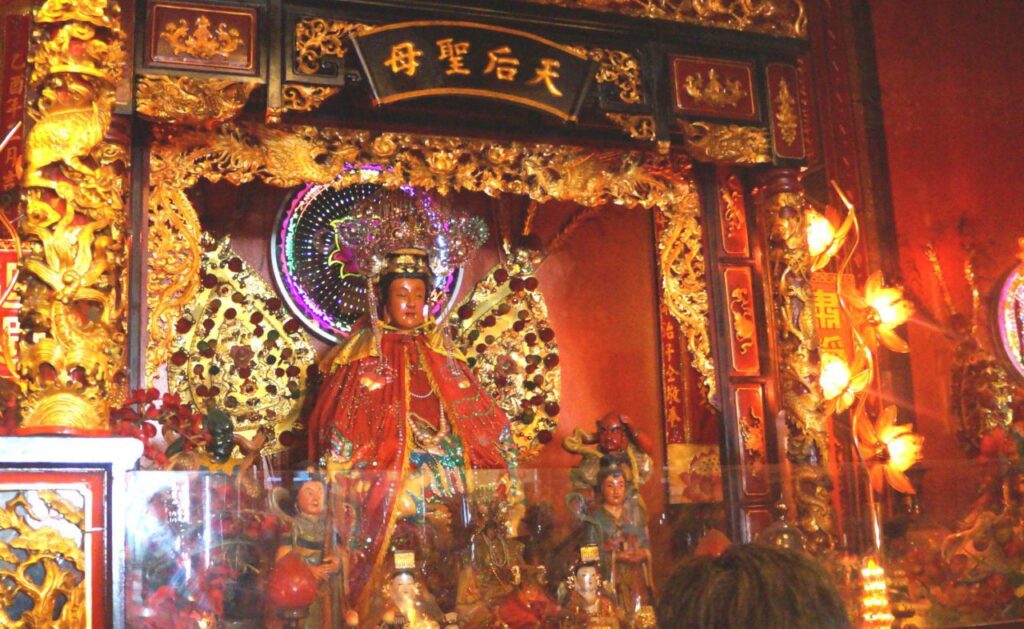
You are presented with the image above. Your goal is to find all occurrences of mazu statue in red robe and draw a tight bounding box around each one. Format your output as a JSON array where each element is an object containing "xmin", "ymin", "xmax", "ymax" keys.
[{"xmin": 306, "ymin": 187, "xmax": 517, "ymax": 617}]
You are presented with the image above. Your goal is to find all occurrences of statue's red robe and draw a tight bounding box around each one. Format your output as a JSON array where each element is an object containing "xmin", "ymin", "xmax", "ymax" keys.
[{"xmin": 307, "ymin": 321, "xmax": 512, "ymax": 611}]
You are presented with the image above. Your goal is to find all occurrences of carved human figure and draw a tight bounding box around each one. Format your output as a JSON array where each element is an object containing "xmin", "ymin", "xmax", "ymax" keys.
[
  {"xmin": 563, "ymin": 412, "xmax": 653, "ymax": 504},
  {"xmin": 365, "ymin": 554, "xmax": 453, "ymax": 629},
  {"xmin": 559, "ymin": 562, "xmax": 622, "ymax": 629},
  {"xmin": 307, "ymin": 248, "xmax": 514, "ymax": 614},
  {"xmin": 582, "ymin": 465, "xmax": 654, "ymax": 625},
  {"xmin": 273, "ymin": 476, "xmax": 344, "ymax": 628}
]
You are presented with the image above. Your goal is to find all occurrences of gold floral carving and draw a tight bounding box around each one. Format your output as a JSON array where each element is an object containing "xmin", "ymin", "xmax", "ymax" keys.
[
  {"xmin": 774, "ymin": 78, "xmax": 798, "ymax": 146},
  {"xmin": 160, "ymin": 14, "xmax": 243, "ymax": 60},
  {"xmin": 167, "ymin": 235, "xmax": 315, "ymax": 456},
  {"xmin": 0, "ymin": 487, "xmax": 89, "ymax": 625},
  {"xmin": 729, "ymin": 287, "xmax": 755, "ymax": 354},
  {"xmin": 721, "ymin": 174, "xmax": 746, "ymax": 241},
  {"xmin": 680, "ymin": 121, "xmax": 770, "ymax": 164},
  {"xmin": 147, "ymin": 123, "xmax": 715, "ymax": 402},
  {"xmin": 738, "ymin": 404, "xmax": 765, "ymax": 476},
  {"xmin": 758, "ymin": 173, "xmax": 833, "ymax": 549},
  {"xmin": 605, "ymin": 113, "xmax": 656, "ymax": 141},
  {"xmin": 657, "ymin": 179, "xmax": 717, "ymax": 400},
  {"xmin": 684, "ymin": 69, "xmax": 747, "ymax": 108},
  {"xmin": 136, "ymin": 76, "xmax": 257, "ymax": 126},
  {"xmin": 294, "ymin": 18, "xmax": 371, "ymax": 75},
  {"xmin": 589, "ymin": 48, "xmax": 643, "ymax": 105},
  {"xmin": 525, "ymin": 0, "xmax": 806, "ymax": 38},
  {"xmin": 267, "ymin": 84, "xmax": 342, "ymax": 122},
  {"xmin": 18, "ymin": 0, "xmax": 129, "ymax": 431}
]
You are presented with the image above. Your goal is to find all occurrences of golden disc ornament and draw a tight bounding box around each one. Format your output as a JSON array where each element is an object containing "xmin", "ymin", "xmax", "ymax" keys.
[
  {"xmin": 450, "ymin": 250, "xmax": 560, "ymax": 460},
  {"xmin": 167, "ymin": 235, "xmax": 316, "ymax": 457}
]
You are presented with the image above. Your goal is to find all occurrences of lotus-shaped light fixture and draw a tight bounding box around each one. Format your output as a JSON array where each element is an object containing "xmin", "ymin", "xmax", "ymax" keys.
[
  {"xmin": 820, "ymin": 352, "xmax": 872, "ymax": 415},
  {"xmin": 806, "ymin": 205, "xmax": 855, "ymax": 272},
  {"xmin": 856, "ymin": 405, "xmax": 923, "ymax": 494},
  {"xmin": 845, "ymin": 271, "xmax": 914, "ymax": 353}
]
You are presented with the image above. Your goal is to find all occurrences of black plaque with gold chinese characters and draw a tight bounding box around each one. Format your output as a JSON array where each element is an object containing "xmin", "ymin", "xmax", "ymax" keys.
[{"xmin": 350, "ymin": 21, "xmax": 597, "ymax": 121}]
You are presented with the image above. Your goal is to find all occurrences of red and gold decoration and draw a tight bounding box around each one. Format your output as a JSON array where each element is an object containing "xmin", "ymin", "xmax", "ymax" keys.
[
  {"xmin": 16, "ymin": 0, "xmax": 129, "ymax": 433},
  {"xmin": 672, "ymin": 56, "xmax": 757, "ymax": 121},
  {"xmin": 147, "ymin": 2, "xmax": 257, "ymax": 74},
  {"xmin": 166, "ymin": 235, "xmax": 315, "ymax": 457},
  {"xmin": 766, "ymin": 63, "xmax": 805, "ymax": 160},
  {"xmin": 451, "ymin": 250, "xmax": 560, "ymax": 459},
  {"xmin": 0, "ymin": 472, "xmax": 107, "ymax": 626}
]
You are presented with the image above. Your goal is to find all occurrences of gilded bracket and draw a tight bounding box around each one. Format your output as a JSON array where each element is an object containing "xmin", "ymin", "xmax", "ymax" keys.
[
  {"xmin": 680, "ymin": 121, "xmax": 771, "ymax": 164},
  {"xmin": 136, "ymin": 75, "xmax": 258, "ymax": 127}
]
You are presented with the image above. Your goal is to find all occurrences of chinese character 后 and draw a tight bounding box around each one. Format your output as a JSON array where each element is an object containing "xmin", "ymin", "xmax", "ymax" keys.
[
  {"xmin": 527, "ymin": 58, "xmax": 563, "ymax": 97},
  {"xmin": 484, "ymin": 46, "xmax": 519, "ymax": 81},
  {"xmin": 813, "ymin": 289, "xmax": 842, "ymax": 330},
  {"xmin": 436, "ymin": 38, "xmax": 470, "ymax": 76},
  {"xmin": 384, "ymin": 42, "xmax": 423, "ymax": 77}
]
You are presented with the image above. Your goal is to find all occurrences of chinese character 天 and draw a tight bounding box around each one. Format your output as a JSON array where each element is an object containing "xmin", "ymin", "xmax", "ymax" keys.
[{"xmin": 527, "ymin": 58, "xmax": 563, "ymax": 97}]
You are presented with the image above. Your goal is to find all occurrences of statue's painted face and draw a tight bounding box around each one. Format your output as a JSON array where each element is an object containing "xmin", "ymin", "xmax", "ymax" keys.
[
  {"xmin": 391, "ymin": 573, "xmax": 418, "ymax": 605},
  {"xmin": 384, "ymin": 278, "xmax": 427, "ymax": 329},
  {"xmin": 600, "ymin": 472, "xmax": 626, "ymax": 507},
  {"xmin": 296, "ymin": 480, "xmax": 325, "ymax": 517},
  {"xmin": 576, "ymin": 565, "xmax": 600, "ymax": 604},
  {"xmin": 597, "ymin": 414, "xmax": 627, "ymax": 453}
]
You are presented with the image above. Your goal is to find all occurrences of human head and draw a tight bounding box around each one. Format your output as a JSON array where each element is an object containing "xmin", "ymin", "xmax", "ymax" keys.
[
  {"xmin": 574, "ymin": 564, "xmax": 601, "ymax": 604},
  {"xmin": 296, "ymin": 479, "xmax": 325, "ymax": 517},
  {"xmin": 597, "ymin": 412, "xmax": 628, "ymax": 454},
  {"xmin": 597, "ymin": 463, "xmax": 627, "ymax": 507},
  {"xmin": 656, "ymin": 543, "xmax": 852, "ymax": 629}
]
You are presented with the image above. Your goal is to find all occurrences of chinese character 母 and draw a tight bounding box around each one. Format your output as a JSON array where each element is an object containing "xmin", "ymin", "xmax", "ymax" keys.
[{"xmin": 384, "ymin": 42, "xmax": 423, "ymax": 77}]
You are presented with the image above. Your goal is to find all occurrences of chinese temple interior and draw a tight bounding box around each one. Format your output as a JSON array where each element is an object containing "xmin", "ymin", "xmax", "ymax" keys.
[{"xmin": 1, "ymin": 0, "xmax": 1023, "ymax": 627}]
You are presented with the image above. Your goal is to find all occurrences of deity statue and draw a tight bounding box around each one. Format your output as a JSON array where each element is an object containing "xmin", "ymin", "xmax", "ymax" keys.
[
  {"xmin": 270, "ymin": 471, "xmax": 346, "ymax": 628},
  {"xmin": 558, "ymin": 547, "xmax": 623, "ymax": 629},
  {"xmin": 306, "ymin": 187, "xmax": 516, "ymax": 614},
  {"xmin": 562, "ymin": 412, "xmax": 653, "ymax": 504},
  {"xmin": 495, "ymin": 557, "xmax": 559, "ymax": 628},
  {"xmin": 364, "ymin": 552, "xmax": 454, "ymax": 629},
  {"xmin": 581, "ymin": 463, "xmax": 655, "ymax": 627}
]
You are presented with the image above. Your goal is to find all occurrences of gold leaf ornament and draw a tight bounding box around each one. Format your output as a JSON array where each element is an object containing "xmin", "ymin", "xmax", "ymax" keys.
[{"xmin": 166, "ymin": 235, "xmax": 316, "ymax": 457}]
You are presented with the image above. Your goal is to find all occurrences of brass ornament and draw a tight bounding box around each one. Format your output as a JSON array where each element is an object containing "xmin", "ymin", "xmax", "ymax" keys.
[
  {"xmin": 525, "ymin": 0, "xmax": 806, "ymax": 38},
  {"xmin": 684, "ymin": 69, "xmax": 747, "ymax": 108},
  {"xmin": 17, "ymin": 0, "xmax": 129, "ymax": 432},
  {"xmin": 657, "ymin": 176, "xmax": 717, "ymax": 400},
  {"xmin": 0, "ymin": 487, "xmax": 89, "ymax": 625},
  {"xmin": 146, "ymin": 122, "xmax": 715, "ymax": 405},
  {"xmin": 774, "ymin": 78, "xmax": 798, "ymax": 146},
  {"xmin": 160, "ymin": 14, "xmax": 244, "ymax": 60},
  {"xmin": 605, "ymin": 113, "xmax": 656, "ymax": 142},
  {"xmin": 166, "ymin": 235, "xmax": 315, "ymax": 457},
  {"xmin": 758, "ymin": 176, "xmax": 833, "ymax": 548},
  {"xmin": 680, "ymin": 121, "xmax": 770, "ymax": 164},
  {"xmin": 136, "ymin": 75, "xmax": 257, "ymax": 127},
  {"xmin": 294, "ymin": 18, "xmax": 371, "ymax": 76}
]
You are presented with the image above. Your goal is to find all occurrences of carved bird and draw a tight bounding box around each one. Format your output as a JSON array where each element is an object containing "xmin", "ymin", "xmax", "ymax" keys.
[{"xmin": 24, "ymin": 86, "xmax": 113, "ymax": 187}]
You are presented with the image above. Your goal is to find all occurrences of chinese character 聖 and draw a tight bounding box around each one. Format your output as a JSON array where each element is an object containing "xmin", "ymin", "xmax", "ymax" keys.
[
  {"xmin": 527, "ymin": 58, "xmax": 563, "ymax": 97},
  {"xmin": 484, "ymin": 46, "xmax": 519, "ymax": 81},
  {"xmin": 384, "ymin": 42, "xmax": 423, "ymax": 77},
  {"xmin": 436, "ymin": 38, "xmax": 470, "ymax": 76}
]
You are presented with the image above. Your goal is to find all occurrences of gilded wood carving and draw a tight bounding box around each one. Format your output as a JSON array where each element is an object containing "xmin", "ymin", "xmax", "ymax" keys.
[
  {"xmin": 17, "ymin": 0, "xmax": 129, "ymax": 432},
  {"xmin": 146, "ymin": 123, "xmax": 716, "ymax": 405}
]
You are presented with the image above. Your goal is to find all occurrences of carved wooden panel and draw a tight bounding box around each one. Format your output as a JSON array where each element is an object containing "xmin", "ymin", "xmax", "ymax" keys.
[
  {"xmin": 734, "ymin": 384, "xmax": 769, "ymax": 496},
  {"xmin": 147, "ymin": 2, "xmax": 258, "ymax": 74},
  {"xmin": 766, "ymin": 62, "xmax": 805, "ymax": 159},
  {"xmin": 672, "ymin": 55, "xmax": 758, "ymax": 122},
  {"xmin": 718, "ymin": 171, "xmax": 750, "ymax": 257},
  {"xmin": 723, "ymin": 266, "xmax": 760, "ymax": 375}
]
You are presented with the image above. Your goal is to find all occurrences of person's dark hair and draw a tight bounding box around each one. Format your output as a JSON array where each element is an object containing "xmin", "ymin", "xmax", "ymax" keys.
[
  {"xmin": 596, "ymin": 457, "xmax": 626, "ymax": 490},
  {"xmin": 378, "ymin": 272, "xmax": 431, "ymax": 309},
  {"xmin": 656, "ymin": 543, "xmax": 851, "ymax": 629}
]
